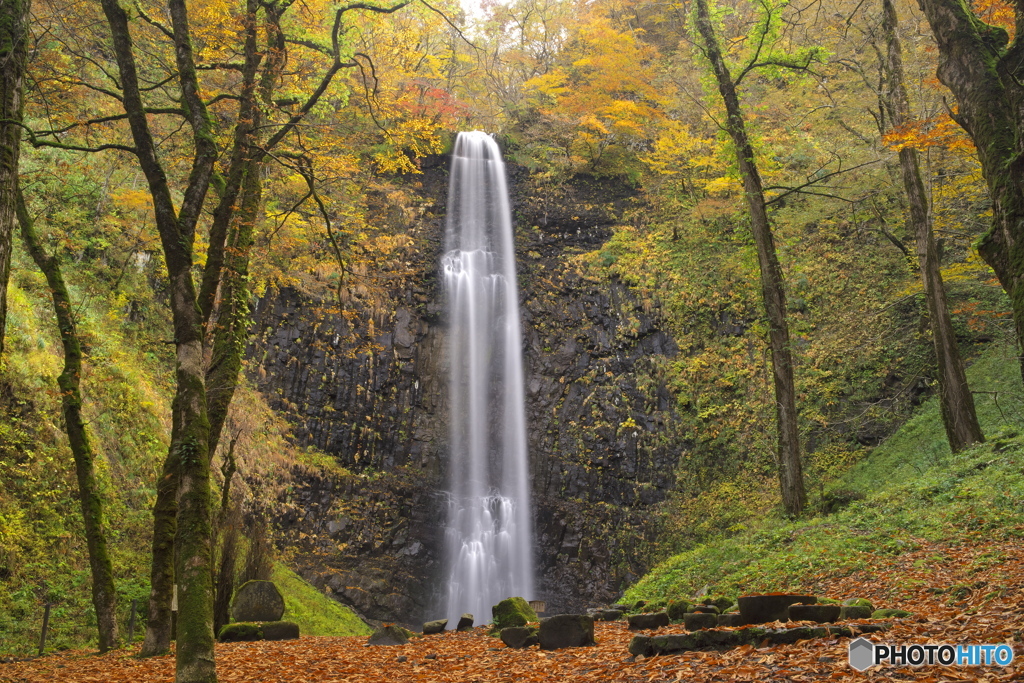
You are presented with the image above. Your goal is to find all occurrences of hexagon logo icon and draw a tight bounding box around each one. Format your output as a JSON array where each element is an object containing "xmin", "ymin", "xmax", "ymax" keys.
[{"xmin": 849, "ymin": 637, "xmax": 875, "ymax": 671}]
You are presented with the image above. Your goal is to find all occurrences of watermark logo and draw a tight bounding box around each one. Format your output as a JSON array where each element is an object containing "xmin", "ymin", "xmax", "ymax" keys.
[{"xmin": 849, "ymin": 637, "xmax": 1016, "ymax": 671}]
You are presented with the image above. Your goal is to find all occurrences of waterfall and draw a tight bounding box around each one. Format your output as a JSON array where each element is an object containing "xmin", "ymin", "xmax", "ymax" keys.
[{"xmin": 442, "ymin": 131, "xmax": 534, "ymax": 626}]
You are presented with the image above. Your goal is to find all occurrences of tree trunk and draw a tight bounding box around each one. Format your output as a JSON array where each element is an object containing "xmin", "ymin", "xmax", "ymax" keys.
[
  {"xmin": 879, "ymin": 0, "xmax": 984, "ymax": 451},
  {"xmin": 140, "ymin": 451, "xmax": 177, "ymax": 656},
  {"xmin": 17, "ymin": 187, "xmax": 119, "ymax": 652},
  {"xmin": 914, "ymin": 0, "xmax": 1024, "ymax": 381},
  {"xmin": 97, "ymin": 0, "xmax": 217, "ymax": 679},
  {"xmin": 0, "ymin": 0, "xmax": 29, "ymax": 357},
  {"xmin": 693, "ymin": 0, "xmax": 806, "ymax": 515}
]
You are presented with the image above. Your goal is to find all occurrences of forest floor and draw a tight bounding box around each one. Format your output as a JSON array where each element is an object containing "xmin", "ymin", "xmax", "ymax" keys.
[{"xmin": 2, "ymin": 535, "xmax": 1022, "ymax": 682}]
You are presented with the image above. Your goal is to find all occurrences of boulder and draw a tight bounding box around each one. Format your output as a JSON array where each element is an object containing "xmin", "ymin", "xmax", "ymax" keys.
[
  {"xmin": 423, "ymin": 619, "xmax": 447, "ymax": 634},
  {"xmin": 788, "ymin": 605, "xmax": 841, "ymax": 623},
  {"xmin": 457, "ymin": 613, "xmax": 474, "ymax": 631},
  {"xmin": 628, "ymin": 611, "xmax": 670, "ymax": 630},
  {"xmin": 368, "ymin": 625, "xmax": 412, "ymax": 646},
  {"xmin": 261, "ymin": 621, "xmax": 300, "ymax": 641},
  {"xmin": 683, "ymin": 612, "xmax": 718, "ymax": 630},
  {"xmin": 500, "ymin": 626, "xmax": 539, "ymax": 649},
  {"xmin": 492, "ymin": 597, "xmax": 537, "ymax": 630},
  {"xmin": 218, "ymin": 622, "xmax": 262, "ymax": 643},
  {"xmin": 692, "ymin": 605, "xmax": 720, "ymax": 614},
  {"xmin": 231, "ymin": 580, "xmax": 286, "ymax": 623},
  {"xmin": 538, "ymin": 614, "xmax": 596, "ymax": 650},
  {"xmin": 840, "ymin": 605, "xmax": 872, "ymax": 620}
]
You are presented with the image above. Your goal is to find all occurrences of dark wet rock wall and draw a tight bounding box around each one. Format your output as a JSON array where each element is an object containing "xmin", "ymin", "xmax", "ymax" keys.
[{"xmin": 253, "ymin": 162, "xmax": 682, "ymax": 622}]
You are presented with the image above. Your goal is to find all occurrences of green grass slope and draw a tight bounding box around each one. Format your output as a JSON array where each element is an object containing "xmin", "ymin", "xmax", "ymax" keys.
[
  {"xmin": 623, "ymin": 342, "xmax": 1024, "ymax": 605},
  {"xmin": 272, "ymin": 564, "xmax": 372, "ymax": 637}
]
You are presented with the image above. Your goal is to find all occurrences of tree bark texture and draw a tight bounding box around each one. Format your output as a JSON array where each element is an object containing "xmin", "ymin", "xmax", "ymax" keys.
[
  {"xmin": 879, "ymin": 0, "xmax": 984, "ymax": 451},
  {"xmin": 915, "ymin": 0, "xmax": 1024, "ymax": 381},
  {"xmin": 694, "ymin": 0, "xmax": 806, "ymax": 515},
  {"xmin": 17, "ymin": 188, "xmax": 120, "ymax": 652},
  {"xmin": 0, "ymin": 0, "xmax": 28, "ymax": 357}
]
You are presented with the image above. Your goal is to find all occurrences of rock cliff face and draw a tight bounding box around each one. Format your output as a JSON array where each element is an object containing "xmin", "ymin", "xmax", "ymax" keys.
[{"xmin": 252, "ymin": 159, "xmax": 682, "ymax": 623}]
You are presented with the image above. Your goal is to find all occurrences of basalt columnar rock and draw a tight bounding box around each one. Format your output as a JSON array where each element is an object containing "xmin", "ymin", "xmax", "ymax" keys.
[
  {"xmin": 231, "ymin": 581, "xmax": 286, "ymax": 623},
  {"xmin": 256, "ymin": 163, "xmax": 682, "ymax": 623}
]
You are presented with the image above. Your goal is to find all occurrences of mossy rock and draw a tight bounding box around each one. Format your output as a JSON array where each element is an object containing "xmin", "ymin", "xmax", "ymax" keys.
[
  {"xmin": 871, "ymin": 609, "xmax": 912, "ymax": 619},
  {"xmin": 218, "ymin": 622, "xmax": 262, "ymax": 643},
  {"xmin": 840, "ymin": 605, "xmax": 873, "ymax": 620},
  {"xmin": 368, "ymin": 624, "xmax": 413, "ymax": 646},
  {"xmin": 708, "ymin": 596, "xmax": 735, "ymax": 613},
  {"xmin": 261, "ymin": 621, "xmax": 300, "ymax": 641},
  {"xmin": 492, "ymin": 597, "xmax": 537, "ymax": 631},
  {"xmin": 666, "ymin": 600, "xmax": 692, "ymax": 621},
  {"xmin": 842, "ymin": 598, "xmax": 874, "ymax": 610}
]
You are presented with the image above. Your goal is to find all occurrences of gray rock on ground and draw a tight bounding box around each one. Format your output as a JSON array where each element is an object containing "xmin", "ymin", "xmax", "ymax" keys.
[
  {"xmin": 368, "ymin": 625, "xmax": 411, "ymax": 646},
  {"xmin": 423, "ymin": 619, "xmax": 447, "ymax": 634},
  {"xmin": 627, "ymin": 612, "xmax": 670, "ymax": 630},
  {"xmin": 538, "ymin": 614, "xmax": 595, "ymax": 650},
  {"xmin": 457, "ymin": 613, "xmax": 474, "ymax": 631},
  {"xmin": 231, "ymin": 580, "xmax": 286, "ymax": 623},
  {"xmin": 500, "ymin": 626, "xmax": 539, "ymax": 648},
  {"xmin": 683, "ymin": 612, "xmax": 718, "ymax": 630}
]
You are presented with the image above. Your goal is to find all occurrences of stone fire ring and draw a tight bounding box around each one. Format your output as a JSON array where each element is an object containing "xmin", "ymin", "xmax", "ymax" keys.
[{"xmin": 737, "ymin": 594, "xmax": 816, "ymax": 624}]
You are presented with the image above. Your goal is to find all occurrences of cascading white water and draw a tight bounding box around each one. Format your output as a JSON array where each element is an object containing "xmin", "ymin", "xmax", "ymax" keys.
[{"xmin": 442, "ymin": 131, "xmax": 534, "ymax": 626}]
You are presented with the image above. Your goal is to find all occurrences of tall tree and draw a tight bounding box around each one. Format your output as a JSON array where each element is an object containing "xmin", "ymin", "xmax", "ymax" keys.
[
  {"xmin": 17, "ymin": 186, "xmax": 119, "ymax": 652},
  {"xmin": 877, "ymin": 0, "xmax": 984, "ymax": 451},
  {"xmin": 86, "ymin": 0, "xmax": 417, "ymax": 676},
  {"xmin": 0, "ymin": 0, "xmax": 29, "ymax": 356},
  {"xmin": 913, "ymin": 0, "xmax": 1024, "ymax": 381},
  {"xmin": 693, "ymin": 0, "xmax": 805, "ymax": 515}
]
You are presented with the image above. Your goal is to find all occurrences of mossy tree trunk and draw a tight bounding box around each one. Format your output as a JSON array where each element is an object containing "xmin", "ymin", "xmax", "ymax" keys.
[
  {"xmin": 93, "ymin": 1, "xmax": 412, "ymax": 677},
  {"xmin": 98, "ymin": 0, "xmax": 217, "ymax": 678},
  {"xmin": 0, "ymin": 0, "xmax": 28, "ymax": 357},
  {"xmin": 693, "ymin": 0, "xmax": 806, "ymax": 515},
  {"xmin": 878, "ymin": 0, "xmax": 984, "ymax": 452},
  {"xmin": 17, "ymin": 187, "xmax": 119, "ymax": 652},
  {"xmin": 915, "ymin": 0, "xmax": 1024, "ymax": 382}
]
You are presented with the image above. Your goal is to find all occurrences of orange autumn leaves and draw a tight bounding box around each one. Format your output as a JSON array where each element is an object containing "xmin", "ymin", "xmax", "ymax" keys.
[{"xmin": 4, "ymin": 535, "xmax": 1024, "ymax": 683}]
